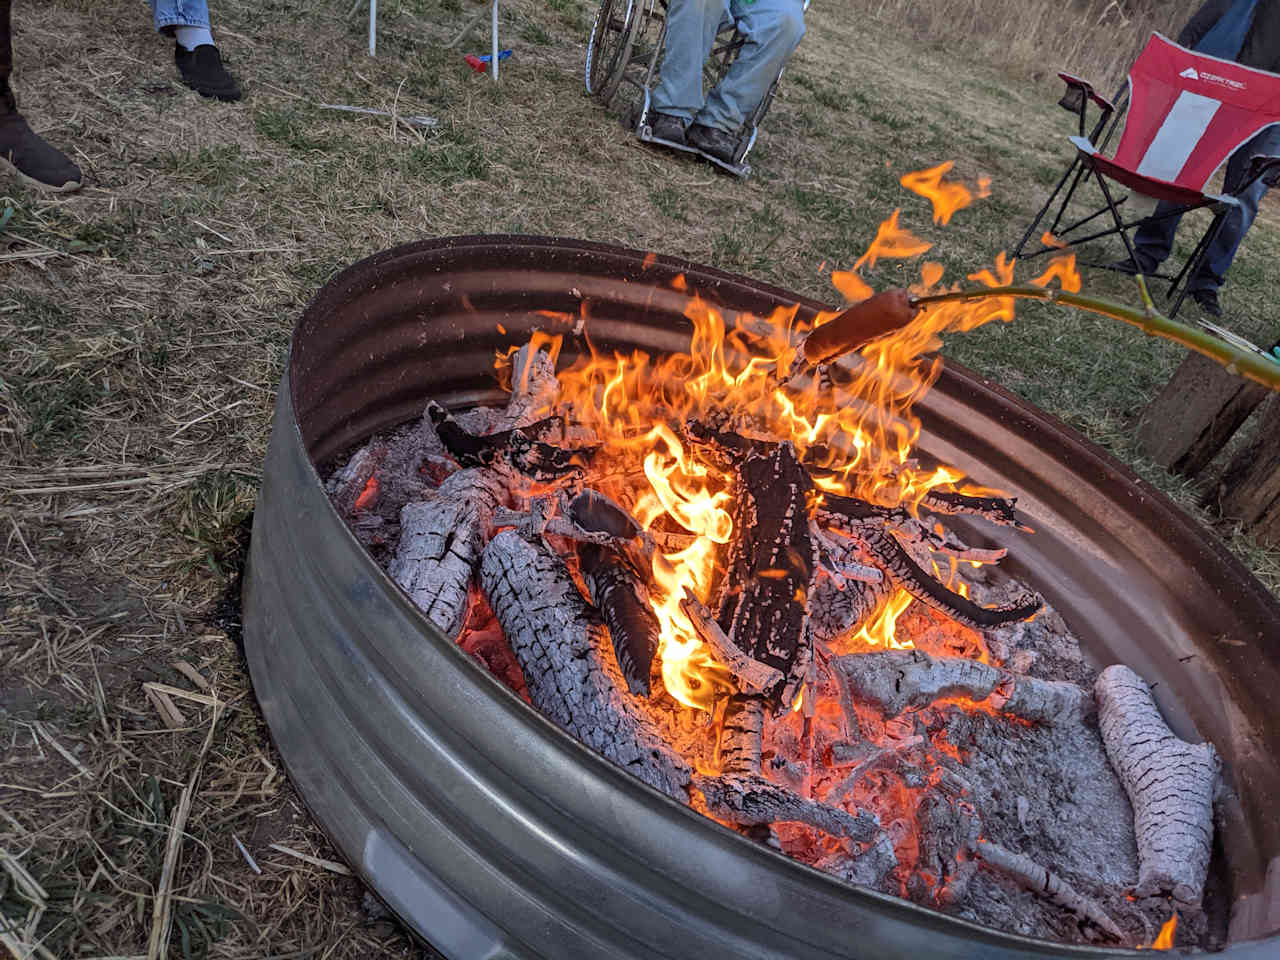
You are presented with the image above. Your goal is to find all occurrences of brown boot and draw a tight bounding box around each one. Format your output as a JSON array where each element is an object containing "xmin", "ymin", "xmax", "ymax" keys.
[{"xmin": 0, "ymin": 84, "xmax": 82, "ymax": 193}]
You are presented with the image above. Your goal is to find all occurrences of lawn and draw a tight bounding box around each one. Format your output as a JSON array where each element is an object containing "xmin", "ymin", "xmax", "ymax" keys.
[{"xmin": 2, "ymin": 0, "xmax": 1277, "ymax": 956}]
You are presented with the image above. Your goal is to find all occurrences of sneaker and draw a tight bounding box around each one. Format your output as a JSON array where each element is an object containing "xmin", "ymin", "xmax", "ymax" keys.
[
  {"xmin": 686, "ymin": 123, "xmax": 739, "ymax": 164},
  {"xmin": 175, "ymin": 44, "xmax": 243, "ymax": 102},
  {"xmin": 1191, "ymin": 288, "xmax": 1222, "ymax": 318},
  {"xmin": 0, "ymin": 111, "xmax": 82, "ymax": 193},
  {"xmin": 648, "ymin": 112, "xmax": 687, "ymax": 144}
]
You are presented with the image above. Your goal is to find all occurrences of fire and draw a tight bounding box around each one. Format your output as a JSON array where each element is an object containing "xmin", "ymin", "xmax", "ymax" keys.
[
  {"xmin": 545, "ymin": 162, "xmax": 1049, "ymax": 711},
  {"xmin": 1143, "ymin": 913, "xmax": 1177, "ymax": 950},
  {"xmin": 852, "ymin": 589, "xmax": 915, "ymax": 649}
]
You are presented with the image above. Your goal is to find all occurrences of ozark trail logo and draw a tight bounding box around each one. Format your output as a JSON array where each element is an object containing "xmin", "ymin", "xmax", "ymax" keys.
[{"xmin": 1180, "ymin": 67, "xmax": 1199, "ymax": 80}]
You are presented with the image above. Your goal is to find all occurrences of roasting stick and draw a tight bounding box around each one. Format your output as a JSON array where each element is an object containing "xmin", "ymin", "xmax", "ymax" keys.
[{"xmin": 801, "ymin": 284, "xmax": 1280, "ymax": 390}]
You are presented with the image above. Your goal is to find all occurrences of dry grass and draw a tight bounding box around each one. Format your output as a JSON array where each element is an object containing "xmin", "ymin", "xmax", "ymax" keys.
[{"xmin": 1, "ymin": 0, "xmax": 1277, "ymax": 957}]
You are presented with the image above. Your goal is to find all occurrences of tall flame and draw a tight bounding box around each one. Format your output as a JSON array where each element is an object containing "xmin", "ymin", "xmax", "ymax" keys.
[{"xmin": 545, "ymin": 163, "xmax": 1052, "ymax": 710}]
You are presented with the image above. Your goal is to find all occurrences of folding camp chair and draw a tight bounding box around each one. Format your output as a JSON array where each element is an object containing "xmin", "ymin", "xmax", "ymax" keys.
[{"xmin": 1014, "ymin": 33, "xmax": 1280, "ymax": 317}]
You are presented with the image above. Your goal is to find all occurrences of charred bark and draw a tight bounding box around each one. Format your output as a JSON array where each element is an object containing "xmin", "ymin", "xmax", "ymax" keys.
[
  {"xmin": 831, "ymin": 650, "xmax": 1088, "ymax": 723},
  {"xmin": 479, "ymin": 529, "xmax": 690, "ymax": 799},
  {"xmin": 389, "ymin": 468, "xmax": 507, "ymax": 641},
  {"xmin": 499, "ymin": 341, "xmax": 560, "ymax": 431},
  {"xmin": 692, "ymin": 428, "xmax": 817, "ymax": 708},
  {"xmin": 1094, "ymin": 665, "xmax": 1219, "ymax": 906},
  {"xmin": 680, "ymin": 592, "xmax": 784, "ymax": 697},
  {"xmin": 919, "ymin": 490, "xmax": 1029, "ymax": 530},
  {"xmin": 427, "ymin": 402, "xmax": 595, "ymax": 483}
]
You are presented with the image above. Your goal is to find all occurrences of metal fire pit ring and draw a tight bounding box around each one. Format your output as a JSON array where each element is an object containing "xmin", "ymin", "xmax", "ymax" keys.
[{"xmin": 244, "ymin": 235, "xmax": 1280, "ymax": 959}]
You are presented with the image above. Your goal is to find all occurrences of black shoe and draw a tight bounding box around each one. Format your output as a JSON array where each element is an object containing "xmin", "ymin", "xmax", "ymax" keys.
[
  {"xmin": 0, "ymin": 111, "xmax": 82, "ymax": 192},
  {"xmin": 1108, "ymin": 254, "xmax": 1158, "ymax": 275},
  {"xmin": 687, "ymin": 123, "xmax": 740, "ymax": 164},
  {"xmin": 175, "ymin": 44, "xmax": 242, "ymax": 102},
  {"xmin": 1191, "ymin": 288, "xmax": 1222, "ymax": 318},
  {"xmin": 648, "ymin": 112, "xmax": 687, "ymax": 144}
]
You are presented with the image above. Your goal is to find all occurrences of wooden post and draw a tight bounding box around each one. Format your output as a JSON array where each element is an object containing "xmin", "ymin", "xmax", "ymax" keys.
[
  {"xmin": 1137, "ymin": 351, "xmax": 1270, "ymax": 477},
  {"xmin": 1210, "ymin": 395, "xmax": 1280, "ymax": 546}
]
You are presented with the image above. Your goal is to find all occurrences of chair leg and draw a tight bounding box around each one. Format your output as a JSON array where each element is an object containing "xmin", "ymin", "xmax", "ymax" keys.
[
  {"xmin": 1014, "ymin": 158, "xmax": 1081, "ymax": 258},
  {"xmin": 1093, "ymin": 170, "xmax": 1142, "ymax": 272}
]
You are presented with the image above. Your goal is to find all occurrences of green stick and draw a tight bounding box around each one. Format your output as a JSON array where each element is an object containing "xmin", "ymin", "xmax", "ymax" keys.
[{"xmin": 912, "ymin": 283, "xmax": 1280, "ymax": 391}]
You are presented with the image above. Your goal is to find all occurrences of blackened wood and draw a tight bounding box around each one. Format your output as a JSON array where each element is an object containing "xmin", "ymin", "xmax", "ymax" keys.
[
  {"xmin": 427, "ymin": 401, "xmax": 595, "ymax": 483},
  {"xmin": 500, "ymin": 341, "xmax": 560, "ymax": 431},
  {"xmin": 809, "ymin": 570, "xmax": 891, "ymax": 644},
  {"xmin": 832, "ymin": 650, "xmax": 1088, "ymax": 723},
  {"xmin": 696, "ymin": 771, "xmax": 883, "ymax": 841},
  {"xmin": 1094, "ymin": 665, "xmax": 1219, "ymax": 906},
  {"xmin": 680, "ymin": 593, "xmax": 784, "ymax": 697},
  {"xmin": 479, "ymin": 529, "xmax": 690, "ymax": 799},
  {"xmin": 389, "ymin": 468, "xmax": 507, "ymax": 641},
  {"xmin": 701, "ymin": 432, "xmax": 817, "ymax": 708},
  {"xmin": 918, "ymin": 490, "xmax": 1028, "ymax": 530},
  {"xmin": 566, "ymin": 489, "xmax": 642, "ymax": 540},
  {"xmin": 1138, "ymin": 350, "xmax": 1270, "ymax": 477},
  {"xmin": 1212, "ymin": 395, "xmax": 1280, "ymax": 546}
]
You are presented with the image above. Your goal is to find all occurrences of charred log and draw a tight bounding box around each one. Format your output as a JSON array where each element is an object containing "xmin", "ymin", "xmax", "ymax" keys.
[
  {"xmin": 389, "ymin": 468, "xmax": 507, "ymax": 640},
  {"xmin": 680, "ymin": 593, "xmax": 784, "ymax": 697},
  {"xmin": 1094, "ymin": 665, "xmax": 1219, "ymax": 906},
  {"xmin": 427, "ymin": 402, "xmax": 596, "ymax": 483},
  {"xmin": 919, "ymin": 490, "xmax": 1030, "ymax": 531},
  {"xmin": 692, "ymin": 429, "xmax": 816, "ymax": 708},
  {"xmin": 831, "ymin": 650, "xmax": 1089, "ymax": 724},
  {"xmin": 500, "ymin": 341, "xmax": 560, "ymax": 430},
  {"xmin": 479, "ymin": 529, "xmax": 690, "ymax": 799}
]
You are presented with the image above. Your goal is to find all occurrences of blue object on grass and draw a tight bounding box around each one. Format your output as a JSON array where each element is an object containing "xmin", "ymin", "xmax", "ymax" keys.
[{"xmin": 478, "ymin": 49, "xmax": 513, "ymax": 63}]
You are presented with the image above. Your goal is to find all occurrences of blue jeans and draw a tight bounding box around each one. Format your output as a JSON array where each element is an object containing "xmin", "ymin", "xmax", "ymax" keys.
[
  {"xmin": 150, "ymin": 0, "xmax": 210, "ymax": 31},
  {"xmin": 1133, "ymin": 124, "xmax": 1280, "ymax": 292},
  {"xmin": 651, "ymin": 0, "xmax": 805, "ymax": 133}
]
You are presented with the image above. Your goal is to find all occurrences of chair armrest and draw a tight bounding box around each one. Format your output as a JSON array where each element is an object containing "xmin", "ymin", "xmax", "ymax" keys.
[{"xmin": 1057, "ymin": 73, "xmax": 1115, "ymax": 114}]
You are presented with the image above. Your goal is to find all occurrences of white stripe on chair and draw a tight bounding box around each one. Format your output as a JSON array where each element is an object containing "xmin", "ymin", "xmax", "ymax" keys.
[{"xmin": 1136, "ymin": 91, "xmax": 1222, "ymax": 182}]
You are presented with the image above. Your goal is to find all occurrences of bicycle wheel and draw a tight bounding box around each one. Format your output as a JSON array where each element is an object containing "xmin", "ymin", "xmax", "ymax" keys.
[{"xmin": 586, "ymin": 0, "xmax": 638, "ymax": 103}]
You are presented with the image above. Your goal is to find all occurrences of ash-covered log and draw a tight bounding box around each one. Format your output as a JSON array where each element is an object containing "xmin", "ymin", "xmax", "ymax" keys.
[
  {"xmin": 973, "ymin": 840, "xmax": 1123, "ymax": 939},
  {"xmin": 832, "ymin": 650, "xmax": 1089, "ymax": 723},
  {"xmin": 479, "ymin": 529, "xmax": 690, "ymax": 799},
  {"xmin": 499, "ymin": 340, "xmax": 560, "ymax": 431},
  {"xmin": 389, "ymin": 468, "xmax": 507, "ymax": 640},
  {"xmin": 1095, "ymin": 665, "xmax": 1219, "ymax": 906}
]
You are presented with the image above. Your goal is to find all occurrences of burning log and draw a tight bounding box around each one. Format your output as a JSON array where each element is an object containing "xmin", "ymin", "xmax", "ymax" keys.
[
  {"xmin": 679, "ymin": 592, "xmax": 783, "ymax": 697},
  {"xmin": 389, "ymin": 468, "xmax": 507, "ymax": 641},
  {"xmin": 499, "ymin": 340, "xmax": 560, "ymax": 430},
  {"xmin": 972, "ymin": 840, "xmax": 1123, "ymax": 940},
  {"xmin": 691, "ymin": 426, "xmax": 817, "ymax": 708},
  {"xmin": 479, "ymin": 528, "xmax": 690, "ymax": 799},
  {"xmin": 1094, "ymin": 665, "xmax": 1219, "ymax": 906},
  {"xmin": 832, "ymin": 650, "xmax": 1089, "ymax": 724},
  {"xmin": 567, "ymin": 491, "xmax": 661, "ymax": 697}
]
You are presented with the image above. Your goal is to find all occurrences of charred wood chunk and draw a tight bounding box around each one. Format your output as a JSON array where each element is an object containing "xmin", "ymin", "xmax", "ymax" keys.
[
  {"xmin": 389, "ymin": 468, "xmax": 507, "ymax": 641},
  {"xmin": 808, "ymin": 569, "xmax": 892, "ymax": 644},
  {"xmin": 427, "ymin": 402, "xmax": 595, "ymax": 483},
  {"xmin": 1094, "ymin": 665, "xmax": 1219, "ymax": 907},
  {"xmin": 856, "ymin": 525, "xmax": 1041, "ymax": 630},
  {"xmin": 919, "ymin": 490, "xmax": 1030, "ymax": 531},
  {"xmin": 832, "ymin": 650, "xmax": 1088, "ymax": 723},
  {"xmin": 479, "ymin": 529, "xmax": 690, "ymax": 799},
  {"xmin": 696, "ymin": 772, "xmax": 882, "ymax": 842},
  {"xmin": 706, "ymin": 435, "xmax": 816, "ymax": 707},
  {"xmin": 500, "ymin": 341, "xmax": 560, "ymax": 431},
  {"xmin": 580, "ymin": 543, "xmax": 659, "ymax": 697},
  {"xmin": 680, "ymin": 593, "xmax": 783, "ymax": 697},
  {"xmin": 566, "ymin": 489, "xmax": 642, "ymax": 541},
  {"xmin": 815, "ymin": 832, "xmax": 899, "ymax": 892}
]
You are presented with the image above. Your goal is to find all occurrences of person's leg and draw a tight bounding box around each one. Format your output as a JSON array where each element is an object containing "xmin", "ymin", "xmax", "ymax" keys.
[
  {"xmin": 151, "ymin": 0, "xmax": 213, "ymax": 49},
  {"xmin": 150, "ymin": 0, "xmax": 241, "ymax": 101},
  {"xmin": 694, "ymin": 0, "xmax": 804, "ymax": 133},
  {"xmin": 650, "ymin": 0, "xmax": 728, "ymax": 124},
  {"xmin": 0, "ymin": 0, "xmax": 82, "ymax": 191},
  {"xmin": 1189, "ymin": 126, "xmax": 1280, "ymax": 294},
  {"xmin": 1130, "ymin": 201, "xmax": 1182, "ymax": 273}
]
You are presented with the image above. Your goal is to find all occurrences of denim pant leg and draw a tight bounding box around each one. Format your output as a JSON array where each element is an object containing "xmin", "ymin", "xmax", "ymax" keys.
[
  {"xmin": 151, "ymin": 0, "xmax": 211, "ymax": 32},
  {"xmin": 1132, "ymin": 202, "xmax": 1183, "ymax": 271},
  {"xmin": 651, "ymin": 0, "xmax": 729, "ymax": 122},
  {"xmin": 1190, "ymin": 125, "xmax": 1280, "ymax": 293},
  {"xmin": 697, "ymin": 0, "xmax": 804, "ymax": 132}
]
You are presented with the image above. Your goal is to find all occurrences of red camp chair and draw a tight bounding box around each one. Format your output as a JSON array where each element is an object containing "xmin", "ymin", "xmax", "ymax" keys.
[{"xmin": 1014, "ymin": 32, "xmax": 1280, "ymax": 316}]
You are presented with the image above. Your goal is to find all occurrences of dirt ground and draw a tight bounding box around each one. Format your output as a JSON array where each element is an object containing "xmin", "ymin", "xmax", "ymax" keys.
[{"xmin": 2, "ymin": 0, "xmax": 1277, "ymax": 957}]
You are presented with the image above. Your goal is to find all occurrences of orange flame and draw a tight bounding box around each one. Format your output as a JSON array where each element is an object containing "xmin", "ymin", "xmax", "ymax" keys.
[
  {"xmin": 900, "ymin": 162, "xmax": 975, "ymax": 225},
  {"xmin": 1146, "ymin": 913, "xmax": 1177, "ymax": 950},
  {"xmin": 538, "ymin": 162, "xmax": 1024, "ymax": 710},
  {"xmin": 1031, "ymin": 254, "xmax": 1082, "ymax": 292}
]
